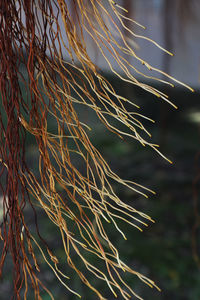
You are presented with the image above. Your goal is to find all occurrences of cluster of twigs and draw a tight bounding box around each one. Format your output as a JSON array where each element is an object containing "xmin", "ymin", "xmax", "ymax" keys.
[{"xmin": 0, "ymin": 1, "xmax": 193, "ymax": 299}]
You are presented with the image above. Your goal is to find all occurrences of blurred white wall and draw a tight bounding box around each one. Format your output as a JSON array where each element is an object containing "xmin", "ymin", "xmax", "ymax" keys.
[{"xmin": 131, "ymin": 0, "xmax": 200, "ymax": 88}]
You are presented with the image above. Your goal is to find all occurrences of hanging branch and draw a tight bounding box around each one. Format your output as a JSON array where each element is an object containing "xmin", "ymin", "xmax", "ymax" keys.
[{"xmin": 0, "ymin": 1, "xmax": 193, "ymax": 299}]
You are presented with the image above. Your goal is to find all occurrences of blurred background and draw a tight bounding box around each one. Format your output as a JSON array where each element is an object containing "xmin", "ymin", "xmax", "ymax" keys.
[
  {"xmin": 89, "ymin": 0, "xmax": 200, "ymax": 87},
  {"xmin": 1, "ymin": 0, "xmax": 200, "ymax": 299}
]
